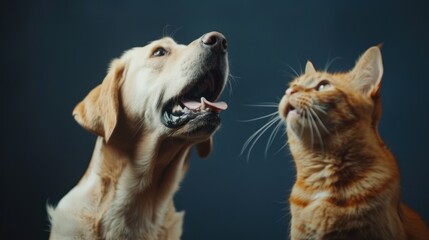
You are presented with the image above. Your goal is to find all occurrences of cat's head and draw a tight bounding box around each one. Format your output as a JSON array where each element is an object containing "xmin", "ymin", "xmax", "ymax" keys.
[{"xmin": 278, "ymin": 46, "xmax": 383, "ymax": 147}]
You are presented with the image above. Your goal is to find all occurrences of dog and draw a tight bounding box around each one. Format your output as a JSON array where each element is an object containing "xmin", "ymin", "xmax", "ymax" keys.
[{"xmin": 48, "ymin": 31, "xmax": 229, "ymax": 240}]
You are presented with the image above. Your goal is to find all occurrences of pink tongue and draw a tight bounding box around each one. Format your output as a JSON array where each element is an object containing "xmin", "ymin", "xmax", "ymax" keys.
[{"xmin": 182, "ymin": 97, "xmax": 228, "ymax": 113}]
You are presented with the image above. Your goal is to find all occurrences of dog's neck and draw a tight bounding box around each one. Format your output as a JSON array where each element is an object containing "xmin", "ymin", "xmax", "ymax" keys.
[{"xmin": 88, "ymin": 132, "xmax": 192, "ymax": 239}]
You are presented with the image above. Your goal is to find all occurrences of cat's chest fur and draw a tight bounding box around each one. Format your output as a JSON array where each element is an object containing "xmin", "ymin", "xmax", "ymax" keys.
[
  {"xmin": 289, "ymin": 185, "xmax": 398, "ymax": 240},
  {"xmin": 288, "ymin": 156, "xmax": 404, "ymax": 240}
]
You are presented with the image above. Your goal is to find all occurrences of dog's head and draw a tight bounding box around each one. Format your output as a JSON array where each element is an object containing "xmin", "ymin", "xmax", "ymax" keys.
[{"xmin": 73, "ymin": 32, "xmax": 229, "ymax": 157}]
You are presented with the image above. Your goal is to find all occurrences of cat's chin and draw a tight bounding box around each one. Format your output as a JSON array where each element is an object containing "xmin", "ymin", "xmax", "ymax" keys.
[
  {"xmin": 286, "ymin": 109, "xmax": 299, "ymax": 121},
  {"xmin": 279, "ymin": 95, "xmax": 297, "ymax": 120},
  {"xmin": 283, "ymin": 106, "xmax": 301, "ymax": 128}
]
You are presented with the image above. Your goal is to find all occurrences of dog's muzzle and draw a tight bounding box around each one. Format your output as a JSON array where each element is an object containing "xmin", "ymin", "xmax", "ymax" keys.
[{"xmin": 161, "ymin": 32, "xmax": 229, "ymax": 131}]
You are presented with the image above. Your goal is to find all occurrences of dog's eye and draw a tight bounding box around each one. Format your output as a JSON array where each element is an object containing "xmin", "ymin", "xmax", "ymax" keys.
[
  {"xmin": 315, "ymin": 80, "xmax": 331, "ymax": 91},
  {"xmin": 152, "ymin": 47, "xmax": 168, "ymax": 57}
]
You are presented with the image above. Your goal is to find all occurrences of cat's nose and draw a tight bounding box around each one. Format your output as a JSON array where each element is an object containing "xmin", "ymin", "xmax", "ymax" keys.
[{"xmin": 286, "ymin": 88, "xmax": 298, "ymax": 96}]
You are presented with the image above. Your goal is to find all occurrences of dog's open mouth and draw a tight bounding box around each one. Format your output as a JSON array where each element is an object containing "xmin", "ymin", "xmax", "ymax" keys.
[{"xmin": 161, "ymin": 72, "xmax": 228, "ymax": 128}]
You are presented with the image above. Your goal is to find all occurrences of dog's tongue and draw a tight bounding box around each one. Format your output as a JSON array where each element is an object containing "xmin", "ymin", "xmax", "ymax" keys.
[{"xmin": 182, "ymin": 97, "xmax": 228, "ymax": 113}]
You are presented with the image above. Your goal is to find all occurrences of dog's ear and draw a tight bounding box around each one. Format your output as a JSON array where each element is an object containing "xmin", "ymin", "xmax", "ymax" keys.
[
  {"xmin": 73, "ymin": 59, "xmax": 126, "ymax": 142},
  {"xmin": 196, "ymin": 137, "xmax": 213, "ymax": 158}
]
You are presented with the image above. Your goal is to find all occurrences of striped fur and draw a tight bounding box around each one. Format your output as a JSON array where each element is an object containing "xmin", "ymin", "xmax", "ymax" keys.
[{"xmin": 278, "ymin": 47, "xmax": 429, "ymax": 240}]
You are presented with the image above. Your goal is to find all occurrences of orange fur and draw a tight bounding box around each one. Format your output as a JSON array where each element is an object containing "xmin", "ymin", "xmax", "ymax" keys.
[{"xmin": 279, "ymin": 47, "xmax": 429, "ymax": 239}]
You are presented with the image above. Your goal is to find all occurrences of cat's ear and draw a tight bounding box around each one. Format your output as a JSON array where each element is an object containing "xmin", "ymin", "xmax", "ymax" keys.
[
  {"xmin": 350, "ymin": 46, "xmax": 384, "ymax": 97},
  {"xmin": 305, "ymin": 61, "xmax": 316, "ymax": 75}
]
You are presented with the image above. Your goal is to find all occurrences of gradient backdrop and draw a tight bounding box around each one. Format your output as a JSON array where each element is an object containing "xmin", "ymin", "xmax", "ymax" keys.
[{"xmin": 2, "ymin": 0, "xmax": 429, "ymax": 239}]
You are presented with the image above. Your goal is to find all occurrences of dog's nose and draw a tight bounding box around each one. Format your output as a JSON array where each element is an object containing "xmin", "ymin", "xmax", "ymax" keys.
[{"xmin": 201, "ymin": 32, "xmax": 227, "ymax": 52}]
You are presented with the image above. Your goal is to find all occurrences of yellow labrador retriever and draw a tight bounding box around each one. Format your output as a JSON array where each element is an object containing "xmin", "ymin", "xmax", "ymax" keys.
[{"xmin": 48, "ymin": 32, "xmax": 229, "ymax": 240}]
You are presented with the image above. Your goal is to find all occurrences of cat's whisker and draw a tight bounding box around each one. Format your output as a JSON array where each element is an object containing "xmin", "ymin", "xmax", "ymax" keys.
[
  {"xmin": 243, "ymin": 104, "xmax": 278, "ymax": 108},
  {"xmin": 265, "ymin": 119, "xmax": 284, "ymax": 157},
  {"xmin": 244, "ymin": 118, "xmax": 279, "ymax": 160},
  {"xmin": 309, "ymin": 108, "xmax": 329, "ymax": 134},
  {"xmin": 238, "ymin": 112, "xmax": 278, "ymax": 122},
  {"xmin": 281, "ymin": 70, "xmax": 299, "ymax": 79},
  {"xmin": 283, "ymin": 63, "xmax": 300, "ymax": 78},
  {"xmin": 308, "ymin": 110, "xmax": 325, "ymax": 154},
  {"xmin": 274, "ymin": 140, "xmax": 289, "ymax": 155},
  {"xmin": 241, "ymin": 117, "xmax": 280, "ymax": 160},
  {"xmin": 276, "ymin": 211, "xmax": 290, "ymax": 223},
  {"xmin": 312, "ymin": 105, "xmax": 328, "ymax": 115},
  {"xmin": 296, "ymin": 56, "xmax": 303, "ymax": 75},
  {"xmin": 274, "ymin": 128, "xmax": 289, "ymax": 155},
  {"xmin": 305, "ymin": 108, "xmax": 315, "ymax": 150},
  {"xmin": 323, "ymin": 56, "xmax": 341, "ymax": 72},
  {"xmin": 299, "ymin": 111, "xmax": 306, "ymax": 139},
  {"xmin": 257, "ymin": 102, "xmax": 279, "ymax": 105}
]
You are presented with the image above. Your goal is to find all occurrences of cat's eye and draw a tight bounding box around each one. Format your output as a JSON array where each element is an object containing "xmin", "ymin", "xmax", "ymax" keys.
[
  {"xmin": 152, "ymin": 47, "xmax": 168, "ymax": 57},
  {"xmin": 315, "ymin": 80, "xmax": 331, "ymax": 91}
]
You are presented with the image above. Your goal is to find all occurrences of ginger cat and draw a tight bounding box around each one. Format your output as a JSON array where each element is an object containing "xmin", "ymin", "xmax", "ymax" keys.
[{"xmin": 278, "ymin": 46, "xmax": 429, "ymax": 240}]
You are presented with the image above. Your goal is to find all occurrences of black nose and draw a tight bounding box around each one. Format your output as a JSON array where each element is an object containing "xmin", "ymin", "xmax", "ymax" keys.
[{"xmin": 201, "ymin": 31, "xmax": 227, "ymax": 52}]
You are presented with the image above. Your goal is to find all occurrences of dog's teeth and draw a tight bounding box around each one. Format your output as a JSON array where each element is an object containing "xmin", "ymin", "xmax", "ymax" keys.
[
  {"xmin": 172, "ymin": 104, "xmax": 183, "ymax": 113},
  {"xmin": 200, "ymin": 97, "xmax": 206, "ymax": 110},
  {"xmin": 171, "ymin": 115, "xmax": 180, "ymax": 121}
]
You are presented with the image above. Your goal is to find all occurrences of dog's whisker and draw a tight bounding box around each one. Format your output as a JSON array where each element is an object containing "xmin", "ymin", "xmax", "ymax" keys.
[
  {"xmin": 227, "ymin": 73, "xmax": 239, "ymax": 97},
  {"xmin": 132, "ymin": 118, "xmax": 146, "ymax": 137},
  {"xmin": 228, "ymin": 73, "xmax": 239, "ymax": 86},
  {"xmin": 161, "ymin": 25, "xmax": 182, "ymax": 38},
  {"xmin": 228, "ymin": 72, "xmax": 240, "ymax": 82},
  {"xmin": 162, "ymin": 25, "xmax": 170, "ymax": 37},
  {"xmin": 226, "ymin": 80, "xmax": 234, "ymax": 96},
  {"xmin": 169, "ymin": 26, "xmax": 182, "ymax": 38}
]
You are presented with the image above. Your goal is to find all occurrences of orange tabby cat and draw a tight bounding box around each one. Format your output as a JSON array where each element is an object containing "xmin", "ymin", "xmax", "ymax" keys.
[{"xmin": 278, "ymin": 46, "xmax": 429, "ymax": 240}]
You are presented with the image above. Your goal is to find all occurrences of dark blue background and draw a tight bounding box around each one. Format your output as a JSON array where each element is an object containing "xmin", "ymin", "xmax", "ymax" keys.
[{"xmin": 2, "ymin": 0, "xmax": 428, "ymax": 239}]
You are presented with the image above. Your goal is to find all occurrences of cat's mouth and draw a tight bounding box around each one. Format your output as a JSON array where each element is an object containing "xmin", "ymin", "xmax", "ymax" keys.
[
  {"xmin": 279, "ymin": 96, "xmax": 301, "ymax": 120},
  {"xmin": 285, "ymin": 103, "xmax": 297, "ymax": 117}
]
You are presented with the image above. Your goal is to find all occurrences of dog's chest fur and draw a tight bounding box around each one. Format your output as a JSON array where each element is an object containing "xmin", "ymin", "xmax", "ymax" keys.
[{"xmin": 49, "ymin": 137, "xmax": 190, "ymax": 240}]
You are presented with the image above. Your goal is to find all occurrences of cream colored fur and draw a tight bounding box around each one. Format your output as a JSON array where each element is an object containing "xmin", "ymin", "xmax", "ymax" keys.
[{"xmin": 48, "ymin": 34, "xmax": 228, "ymax": 240}]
